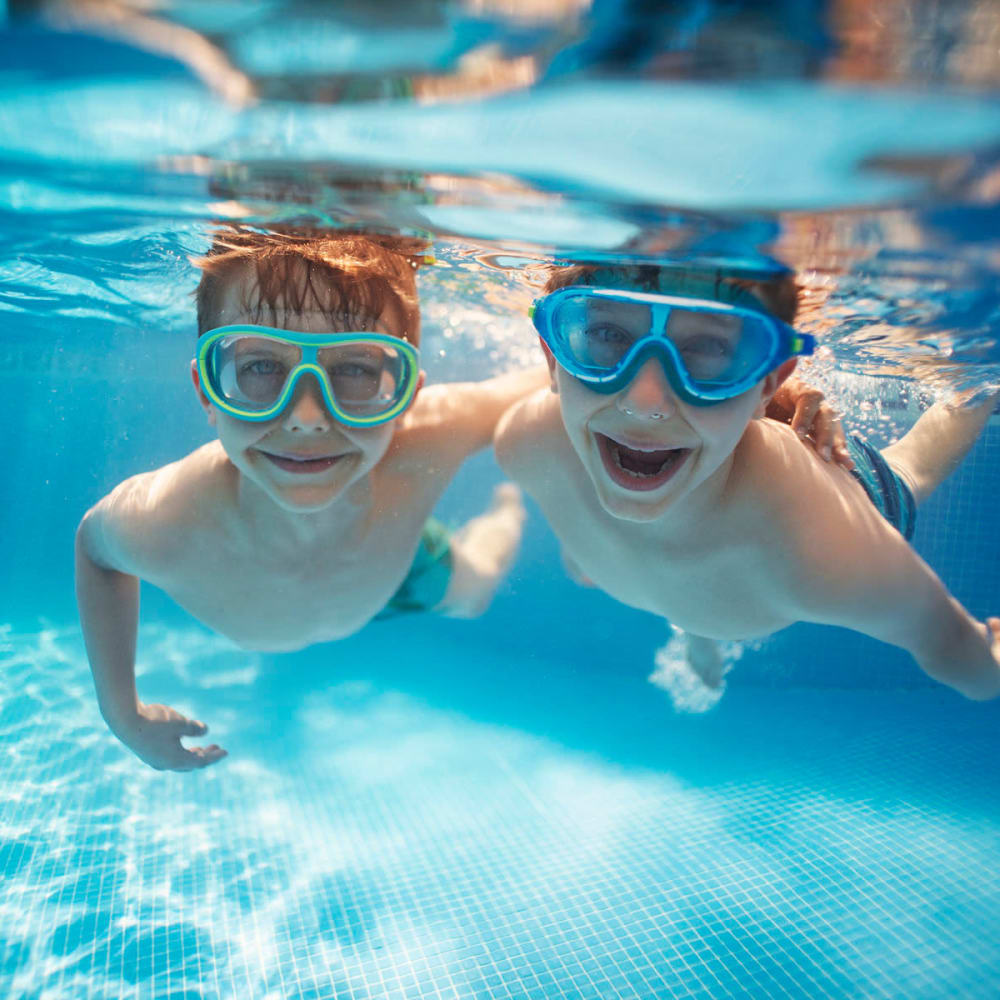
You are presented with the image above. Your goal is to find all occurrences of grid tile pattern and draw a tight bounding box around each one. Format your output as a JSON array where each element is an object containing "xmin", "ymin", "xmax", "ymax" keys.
[{"xmin": 2, "ymin": 623, "xmax": 999, "ymax": 999}]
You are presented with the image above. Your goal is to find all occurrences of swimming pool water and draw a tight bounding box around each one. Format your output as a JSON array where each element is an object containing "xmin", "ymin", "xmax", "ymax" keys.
[
  {"xmin": 3, "ymin": 423, "xmax": 1000, "ymax": 998},
  {"xmin": 3, "ymin": 4, "xmax": 1000, "ymax": 998}
]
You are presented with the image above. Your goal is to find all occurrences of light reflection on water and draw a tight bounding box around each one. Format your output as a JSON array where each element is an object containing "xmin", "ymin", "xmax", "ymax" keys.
[{"xmin": 2, "ymin": 623, "xmax": 999, "ymax": 998}]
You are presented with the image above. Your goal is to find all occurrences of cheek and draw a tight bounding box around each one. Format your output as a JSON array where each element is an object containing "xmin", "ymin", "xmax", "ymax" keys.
[
  {"xmin": 690, "ymin": 396, "xmax": 759, "ymax": 444},
  {"xmin": 354, "ymin": 426, "xmax": 394, "ymax": 461},
  {"xmin": 215, "ymin": 412, "xmax": 270, "ymax": 449},
  {"xmin": 558, "ymin": 375, "xmax": 603, "ymax": 422}
]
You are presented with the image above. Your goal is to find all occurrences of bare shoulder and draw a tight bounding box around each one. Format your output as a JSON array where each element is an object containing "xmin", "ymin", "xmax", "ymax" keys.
[
  {"xmin": 494, "ymin": 388, "xmax": 579, "ymax": 500},
  {"xmin": 494, "ymin": 388, "xmax": 565, "ymax": 482},
  {"xmin": 78, "ymin": 443, "xmax": 233, "ymax": 577}
]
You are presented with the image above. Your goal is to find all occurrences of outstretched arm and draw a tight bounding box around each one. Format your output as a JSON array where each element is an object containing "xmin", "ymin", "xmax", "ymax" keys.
[
  {"xmin": 75, "ymin": 494, "xmax": 226, "ymax": 770},
  {"xmin": 75, "ymin": 512, "xmax": 142, "ymax": 730},
  {"xmin": 885, "ymin": 582, "xmax": 1000, "ymax": 701},
  {"xmin": 790, "ymin": 512, "xmax": 1000, "ymax": 701},
  {"xmin": 421, "ymin": 366, "xmax": 550, "ymax": 462}
]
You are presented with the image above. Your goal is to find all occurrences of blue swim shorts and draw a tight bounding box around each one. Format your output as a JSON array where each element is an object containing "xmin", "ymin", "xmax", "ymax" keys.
[{"xmin": 844, "ymin": 434, "xmax": 917, "ymax": 540}]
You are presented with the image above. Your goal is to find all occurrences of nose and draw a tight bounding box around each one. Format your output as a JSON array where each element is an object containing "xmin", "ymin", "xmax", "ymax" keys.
[
  {"xmin": 282, "ymin": 371, "xmax": 332, "ymax": 433},
  {"xmin": 616, "ymin": 357, "xmax": 677, "ymax": 421}
]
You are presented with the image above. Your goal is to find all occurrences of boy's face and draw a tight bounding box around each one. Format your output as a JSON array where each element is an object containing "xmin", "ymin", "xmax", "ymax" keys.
[
  {"xmin": 193, "ymin": 274, "xmax": 423, "ymax": 513},
  {"xmin": 542, "ymin": 290, "xmax": 790, "ymax": 524}
]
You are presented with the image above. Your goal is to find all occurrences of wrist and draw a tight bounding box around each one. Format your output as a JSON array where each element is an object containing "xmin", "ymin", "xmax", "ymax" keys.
[{"xmin": 99, "ymin": 695, "xmax": 140, "ymax": 733}]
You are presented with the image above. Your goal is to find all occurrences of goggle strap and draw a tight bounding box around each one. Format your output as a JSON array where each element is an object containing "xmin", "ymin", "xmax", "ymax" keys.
[{"xmin": 790, "ymin": 333, "xmax": 816, "ymax": 356}]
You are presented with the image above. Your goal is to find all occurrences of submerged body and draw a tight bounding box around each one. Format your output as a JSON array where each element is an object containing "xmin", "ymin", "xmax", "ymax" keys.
[
  {"xmin": 499, "ymin": 271, "xmax": 1000, "ymax": 702},
  {"xmin": 75, "ymin": 231, "xmax": 542, "ymax": 771},
  {"xmin": 80, "ymin": 380, "xmax": 529, "ymax": 653},
  {"xmin": 503, "ymin": 395, "xmax": 944, "ymax": 635}
]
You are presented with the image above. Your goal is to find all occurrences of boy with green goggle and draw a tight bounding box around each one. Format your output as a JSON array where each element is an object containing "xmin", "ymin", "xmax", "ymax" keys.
[
  {"xmin": 75, "ymin": 229, "xmax": 548, "ymax": 772},
  {"xmin": 496, "ymin": 261, "xmax": 1000, "ymax": 705}
]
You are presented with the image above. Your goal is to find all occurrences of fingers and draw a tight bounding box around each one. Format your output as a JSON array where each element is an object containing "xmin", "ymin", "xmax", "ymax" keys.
[
  {"xmin": 831, "ymin": 420, "xmax": 853, "ymax": 470},
  {"xmin": 792, "ymin": 397, "xmax": 855, "ymax": 469},
  {"xmin": 148, "ymin": 744, "xmax": 227, "ymax": 772},
  {"xmin": 178, "ymin": 717, "xmax": 208, "ymax": 737},
  {"xmin": 147, "ymin": 705, "xmax": 207, "ymax": 737},
  {"xmin": 128, "ymin": 706, "xmax": 223, "ymax": 771},
  {"xmin": 790, "ymin": 391, "xmax": 822, "ymax": 440},
  {"xmin": 180, "ymin": 744, "xmax": 228, "ymax": 770}
]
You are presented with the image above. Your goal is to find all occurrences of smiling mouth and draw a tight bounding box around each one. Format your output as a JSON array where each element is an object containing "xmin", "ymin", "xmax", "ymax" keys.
[
  {"xmin": 259, "ymin": 451, "xmax": 346, "ymax": 475},
  {"xmin": 596, "ymin": 433, "xmax": 691, "ymax": 492}
]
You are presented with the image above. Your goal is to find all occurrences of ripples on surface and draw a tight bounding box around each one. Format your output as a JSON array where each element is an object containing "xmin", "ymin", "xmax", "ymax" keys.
[{"xmin": 1, "ymin": 4, "xmax": 999, "ymax": 433}]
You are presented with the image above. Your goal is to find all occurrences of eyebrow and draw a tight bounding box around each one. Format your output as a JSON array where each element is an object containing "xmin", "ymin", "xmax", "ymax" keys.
[
  {"xmin": 588, "ymin": 301, "xmax": 649, "ymax": 318},
  {"xmin": 671, "ymin": 310, "xmax": 741, "ymax": 332}
]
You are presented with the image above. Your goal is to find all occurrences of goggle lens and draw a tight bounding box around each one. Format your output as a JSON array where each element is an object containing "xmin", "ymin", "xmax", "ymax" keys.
[
  {"xmin": 551, "ymin": 293, "xmax": 775, "ymax": 388},
  {"xmin": 204, "ymin": 333, "xmax": 415, "ymax": 422}
]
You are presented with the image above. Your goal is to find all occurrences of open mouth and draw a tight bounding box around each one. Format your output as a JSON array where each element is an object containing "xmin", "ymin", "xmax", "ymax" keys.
[
  {"xmin": 260, "ymin": 451, "xmax": 345, "ymax": 475},
  {"xmin": 596, "ymin": 433, "xmax": 691, "ymax": 492}
]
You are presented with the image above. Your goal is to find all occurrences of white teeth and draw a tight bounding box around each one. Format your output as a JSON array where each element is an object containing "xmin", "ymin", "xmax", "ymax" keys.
[{"xmin": 611, "ymin": 443, "xmax": 673, "ymax": 478}]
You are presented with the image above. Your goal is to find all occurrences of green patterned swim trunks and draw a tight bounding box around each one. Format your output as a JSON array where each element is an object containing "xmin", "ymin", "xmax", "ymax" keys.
[{"xmin": 377, "ymin": 519, "xmax": 454, "ymax": 618}]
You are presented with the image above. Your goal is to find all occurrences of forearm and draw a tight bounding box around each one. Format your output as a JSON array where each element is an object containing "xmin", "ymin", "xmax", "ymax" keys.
[
  {"xmin": 471, "ymin": 366, "xmax": 549, "ymax": 450},
  {"xmin": 910, "ymin": 598, "xmax": 1000, "ymax": 701},
  {"xmin": 487, "ymin": 365, "xmax": 549, "ymax": 404},
  {"xmin": 74, "ymin": 530, "xmax": 141, "ymax": 728}
]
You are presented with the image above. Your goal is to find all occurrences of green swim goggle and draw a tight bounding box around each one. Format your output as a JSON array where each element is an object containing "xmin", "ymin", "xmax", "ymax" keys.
[
  {"xmin": 532, "ymin": 286, "xmax": 815, "ymax": 406},
  {"xmin": 196, "ymin": 325, "xmax": 421, "ymax": 426}
]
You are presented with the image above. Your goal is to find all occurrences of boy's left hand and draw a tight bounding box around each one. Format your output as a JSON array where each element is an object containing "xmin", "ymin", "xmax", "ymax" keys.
[{"xmin": 766, "ymin": 376, "xmax": 853, "ymax": 470}]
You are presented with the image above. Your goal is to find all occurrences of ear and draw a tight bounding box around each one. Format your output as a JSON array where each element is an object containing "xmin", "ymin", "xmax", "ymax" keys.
[
  {"xmin": 539, "ymin": 337, "xmax": 559, "ymax": 394},
  {"xmin": 755, "ymin": 357, "xmax": 797, "ymax": 417},
  {"xmin": 190, "ymin": 359, "xmax": 217, "ymax": 426}
]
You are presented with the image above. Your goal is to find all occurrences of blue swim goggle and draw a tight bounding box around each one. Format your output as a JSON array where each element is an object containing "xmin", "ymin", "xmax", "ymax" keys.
[
  {"xmin": 531, "ymin": 286, "xmax": 815, "ymax": 406},
  {"xmin": 196, "ymin": 325, "xmax": 421, "ymax": 426}
]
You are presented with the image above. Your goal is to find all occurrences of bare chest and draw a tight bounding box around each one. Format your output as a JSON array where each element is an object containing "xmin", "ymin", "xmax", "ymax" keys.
[
  {"xmin": 536, "ymin": 477, "xmax": 792, "ymax": 640},
  {"xmin": 158, "ymin": 510, "xmax": 430, "ymax": 650}
]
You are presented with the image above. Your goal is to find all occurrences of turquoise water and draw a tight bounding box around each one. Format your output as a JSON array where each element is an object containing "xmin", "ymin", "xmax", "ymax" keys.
[{"xmin": 3, "ymin": 5, "xmax": 1000, "ymax": 999}]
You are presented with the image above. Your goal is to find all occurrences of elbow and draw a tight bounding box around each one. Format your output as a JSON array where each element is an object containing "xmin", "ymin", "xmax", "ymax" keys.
[{"xmin": 75, "ymin": 511, "xmax": 100, "ymax": 564}]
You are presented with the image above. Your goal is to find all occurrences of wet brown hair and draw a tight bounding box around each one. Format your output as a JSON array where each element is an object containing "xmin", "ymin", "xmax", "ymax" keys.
[
  {"xmin": 193, "ymin": 227, "xmax": 432, "ymax": 344},
  {"xmin": 541, "ymin": 262, "xmax": 800, "ymax": 324}
]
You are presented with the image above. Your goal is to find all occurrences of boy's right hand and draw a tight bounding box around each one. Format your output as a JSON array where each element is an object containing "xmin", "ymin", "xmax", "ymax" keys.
[{"xmin": 112, "ymin": 702, "xmax": 227, "ymax": 771}]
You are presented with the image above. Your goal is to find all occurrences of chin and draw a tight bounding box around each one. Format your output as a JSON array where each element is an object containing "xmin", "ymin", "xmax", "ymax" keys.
[
  {"xmin": 269, "ymin": 471, "xmax": 362, "ymax": 511},
  {"xmin": 273, "ymin": 488, "xmax": 344, "ymax": 513},
  {"xmin": 245, "ymin": 450, "xmax": 367, "ymax": 512},
  {"xmin": 594, "ymin": 483, "xmax": 677, "ymax": 523}
]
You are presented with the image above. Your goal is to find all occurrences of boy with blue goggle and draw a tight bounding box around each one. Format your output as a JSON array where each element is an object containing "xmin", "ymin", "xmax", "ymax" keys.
[
  {"xmin": 531, "ymin": 284, "xmax": 815, "ymax": 406},
  {"xmin": 497, "ymin": 263, "xmax": 1000, "ymax": 705}
]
